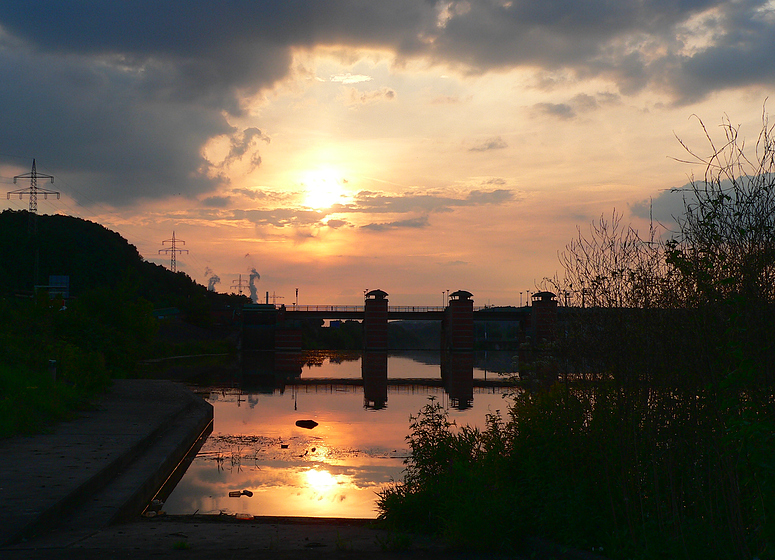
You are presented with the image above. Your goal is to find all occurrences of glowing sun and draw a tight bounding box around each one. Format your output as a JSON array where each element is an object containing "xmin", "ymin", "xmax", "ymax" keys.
[
  {"xmin": 305, "ymin": 468, "xmax": 337, "ymax": 493},
  {"xmin": 301, "ymin": 169, "xmax": 348, "ymax": 210}
]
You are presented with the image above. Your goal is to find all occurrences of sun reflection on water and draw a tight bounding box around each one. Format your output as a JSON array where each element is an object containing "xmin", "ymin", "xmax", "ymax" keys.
[
  {"xmin": 162, "ymin": 352, "xmax": 514, "ymax": 518},
  {"xmin": 305, "ymin": 468, "xmax": 337, "ymax": 493}
]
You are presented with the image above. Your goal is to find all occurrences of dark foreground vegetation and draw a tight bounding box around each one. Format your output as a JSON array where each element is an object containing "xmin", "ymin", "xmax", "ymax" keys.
[
  {"xmin": 378, "ymin": 115, "xmax": 775, "ymax": 559},
  {"xmin": 0, "ymin": 210, "xmax": 248, "ymax": 437},
  {"xmin": 0, "ymin": 287, "xmax": 156, "ymax": 437}
]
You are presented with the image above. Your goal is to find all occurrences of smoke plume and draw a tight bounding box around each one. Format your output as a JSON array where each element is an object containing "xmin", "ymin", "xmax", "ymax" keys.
[
  {"xmin": 204, "ymin": 267, "xmax": 221, "ymax": 292},
  {"xmin": 248, "ymin": 268, "xmax": 260, "ymax": 303}
]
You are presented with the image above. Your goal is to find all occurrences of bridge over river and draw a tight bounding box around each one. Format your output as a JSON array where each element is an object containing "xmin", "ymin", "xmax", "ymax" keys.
[{"xmin": 242, "ymin": 289, "xmax": 558, "ymax": 355}]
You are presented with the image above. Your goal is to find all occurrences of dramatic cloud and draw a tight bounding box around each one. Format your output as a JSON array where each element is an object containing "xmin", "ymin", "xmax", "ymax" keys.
[
  {"xmin": 2, "ymin": 1, "xmax": 774, "ymax": 207},
  {"xmin": 222, "ymin": 127, "xmax": 271, "ymax": 170}
]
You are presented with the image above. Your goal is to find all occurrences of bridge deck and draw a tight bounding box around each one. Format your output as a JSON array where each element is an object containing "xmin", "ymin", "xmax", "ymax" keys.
[
  {"xmin": 282, "ymin": 306, "xmax": 529, "ymax": 321},
  {"xmin": 283, "ymin": 377, "xmax": 515, "ymax": 388}
]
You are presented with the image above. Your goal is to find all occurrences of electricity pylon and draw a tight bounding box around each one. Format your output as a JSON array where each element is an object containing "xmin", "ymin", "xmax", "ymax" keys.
[
  {"xmin": 8, "ymin": 159, "xmax": 59, "ymax": 234},
  {"xmin": 231, "ymin": 274, "xmax": 247, "ymax": 295},
  {"xmin": 159, "ymin": 231, "xmax": 188, "ymax": 273}
]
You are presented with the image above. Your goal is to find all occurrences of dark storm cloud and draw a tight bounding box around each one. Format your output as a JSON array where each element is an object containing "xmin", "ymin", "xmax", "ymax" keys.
[
  {"xmin": 0, "ymin": 47, "xmax": 231, "ymax": 204},
  {"xmin": 1, "ymin": 0, "xmax": 771, "ymax": 205},
  {"xmin": 668, "ymin": 10, "xmax": 775, "ymax": 102}
]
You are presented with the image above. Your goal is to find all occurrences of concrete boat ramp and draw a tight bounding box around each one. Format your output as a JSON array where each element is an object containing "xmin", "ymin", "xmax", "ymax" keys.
[{"xmin": 0, "ymin": 380, "xmax": 212, "ymax": 551}]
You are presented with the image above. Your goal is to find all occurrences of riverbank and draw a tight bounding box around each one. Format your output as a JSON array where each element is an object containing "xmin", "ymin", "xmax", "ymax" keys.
[{"xmin": 0, "ymin": 378, "xmax": 604, "ymax": 560}]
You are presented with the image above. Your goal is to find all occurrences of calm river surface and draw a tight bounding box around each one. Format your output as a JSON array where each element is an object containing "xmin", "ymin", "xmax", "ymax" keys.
[{"xmin": 162, "ymin": 351, "xmax": 516, "ymax": 519}]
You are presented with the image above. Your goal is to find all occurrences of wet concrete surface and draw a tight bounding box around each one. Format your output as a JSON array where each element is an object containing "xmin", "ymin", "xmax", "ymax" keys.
[{"xmin": 0, "ymin": 379, "xmax": 212, "ymax": 548}]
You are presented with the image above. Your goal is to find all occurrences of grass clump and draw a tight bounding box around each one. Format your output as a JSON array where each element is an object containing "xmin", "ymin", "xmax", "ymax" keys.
[{"xmin": 0, "ymin": 364, "xmax": 92, "ymax": 438}]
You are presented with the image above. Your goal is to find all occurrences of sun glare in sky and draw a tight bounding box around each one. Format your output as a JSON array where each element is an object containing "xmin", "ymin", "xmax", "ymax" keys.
[{"xmin": 301, "ymin": 168, "xmax": 348, "ymax": 210}]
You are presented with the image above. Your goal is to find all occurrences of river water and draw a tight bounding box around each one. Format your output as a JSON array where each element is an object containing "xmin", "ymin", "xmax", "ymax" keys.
[{"xmin": 162, "ymin": 351, "xmax": 516, "ymax": 519}]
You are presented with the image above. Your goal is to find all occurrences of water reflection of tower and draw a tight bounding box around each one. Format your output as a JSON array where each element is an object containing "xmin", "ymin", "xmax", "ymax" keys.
[
  {"xmin": 441, "ymin": 351, "xmax": 474, "ymax": 410},
  {"xmin": 362, "ymin": 352, "xmax": 388, "ymax": 410}
]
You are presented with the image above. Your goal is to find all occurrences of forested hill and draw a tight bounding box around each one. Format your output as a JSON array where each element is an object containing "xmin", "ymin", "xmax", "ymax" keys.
[{"xmin": 0, "ymin": 209, "xmax": 246, "ymax": 313}]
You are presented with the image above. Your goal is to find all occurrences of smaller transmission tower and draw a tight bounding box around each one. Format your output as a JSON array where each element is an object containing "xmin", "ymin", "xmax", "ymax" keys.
[
  {"xmin": 159, "ymin": 231, "xmax": 188, "ymax": 273},
  {"xmin": 231, "ymin": 274, "xmax": 247, "ymax": 295},
  {"xmin": 8, "ymin": 159, "xmax": 59, "ymax": 234}
]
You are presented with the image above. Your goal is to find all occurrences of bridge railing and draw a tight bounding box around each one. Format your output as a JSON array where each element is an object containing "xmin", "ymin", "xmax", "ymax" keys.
[
  {"xmin": 290, "ymin": 305, "xmax": 365, "ymax": 312},
  {"xmin": 287, "ymin": 305, "xmax": 505, "ymax": 313},
  {"xmin": 288, "ymin": 305, "xmax": 446, "ymax": 312},
  {"xmin": 388, "ymin": 306, "xmax": 445, "ymax": 313}
]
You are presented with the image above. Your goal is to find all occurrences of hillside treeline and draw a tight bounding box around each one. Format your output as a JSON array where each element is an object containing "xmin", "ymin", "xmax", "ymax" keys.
[
  {"xmin": 0, "ymin": 210, "xmax": 247, "ymax": 318},
  {"xmin": 0, "ymin": 211, "xmax": 248, "ymax": 435}
]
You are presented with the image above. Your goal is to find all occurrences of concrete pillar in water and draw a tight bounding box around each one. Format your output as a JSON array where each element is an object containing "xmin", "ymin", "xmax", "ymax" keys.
[
  {"xmin": 362, "ymin": 351, "xmax": 388, "ymax": 409},
  {"xmin": 441, "ymin": 351, "xmax": 474, "ymax": 410},
  {"xmin": 442, "ymin": 290, "xmax": 474, "ymax": 351},
  {"xmin": 531, "ymin": 291, "xmax": 558, "ymax": 343},
  {"xmin": 364, "ymin": 289, "xmax": 389, "ymax": 350}
]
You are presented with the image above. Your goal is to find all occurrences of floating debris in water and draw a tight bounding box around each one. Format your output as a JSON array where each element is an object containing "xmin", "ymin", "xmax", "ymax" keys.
[{"xmin": 295, "ymin": 419, "xmax": 318, "ymax": 429}]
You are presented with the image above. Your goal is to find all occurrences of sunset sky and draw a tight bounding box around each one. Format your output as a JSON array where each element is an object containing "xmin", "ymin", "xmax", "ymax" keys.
[{"xmin": 2, "ymin": 1, "xmax": 774, "ymax": 306}]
